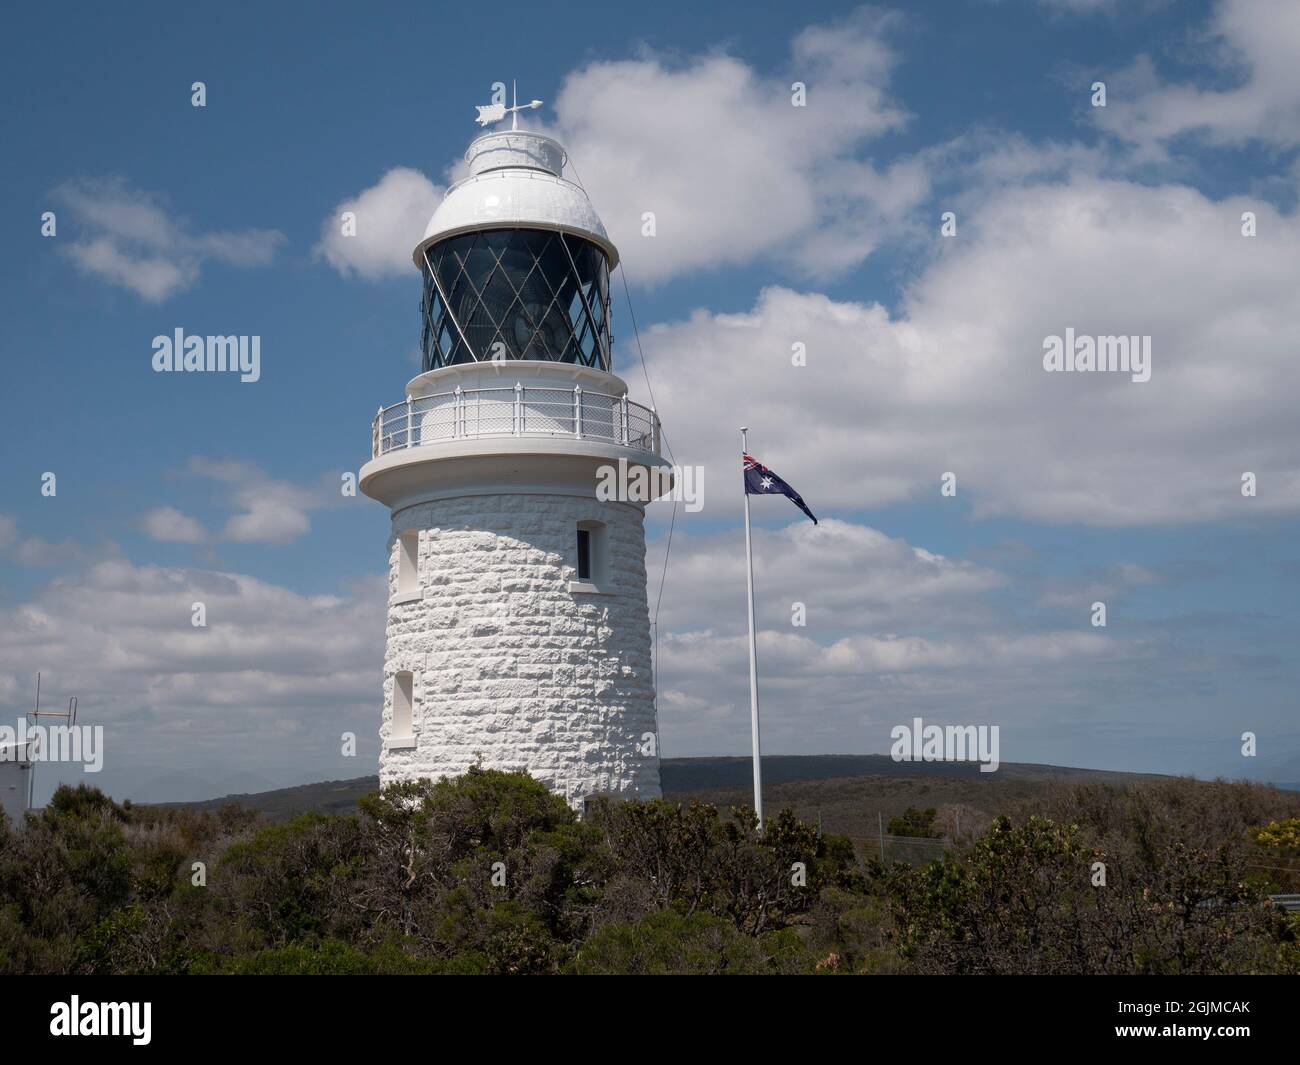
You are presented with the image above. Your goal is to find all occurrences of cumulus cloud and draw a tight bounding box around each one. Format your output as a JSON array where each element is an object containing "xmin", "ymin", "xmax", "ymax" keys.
[
  {"xmin": 0, "ymin": 520, "xmax": 1147, "ymax": 799},
  {"xmin": 318, "ymin": 10, "xmax": 924, "ymax": 285},
  {"xmin": 652, "ymin": 519, "xmax": 1005, "ymax": 634},
  {"xmin": 0, "ymin": 507, "xmax": 1274, "ymax": 798},
  {"xmin": 136, "ymin": 460, "xmax": 338, "ymax": 548},
  {"xmin": 646, "ymin": 519, "xmax": 1113, "ymax": 758},
  {"xmin": 52, "ymin": 177, "xmax": 285, "ymax": 302},
  {"xmin": 315, "ymin": 167, "xmax": 443, "ymax": 280},
  {"xmin": 223, "ymin": 500, "xmax": 311, "ymax": 545},
  {"xmin": 141, "ymin": 507, "xmax": 208, "ymax": 544},
  {"xmin": 638, "ymin": 175, "xmax": 1300, "ymax": 526},
  {"xmin": 1034, "ymin": 561, "xmax": 1169, "ymax": 612},
  {"xmin": 0, "ymin": 516, "xmax": 90, "ymax": 567},
  {"xmin": 0, "ymin": 558, "xmax": 385, "ymax": 802},
  {"xmin": 188, "ymin": 458, "xmax": 325, "ymax": 545},
  {"xmin": 549, "ymin": 8, "xmax": 920, "ymax": 282},
  {"xmin": 1096, "ymin": 0, "xmax": 1300, "ymax": 150},
  {"xmin": 14, "ymin": 538, "xmax": 85, "ymax": 567},
  {"xmin": 642, "ymin": 517, "xmax": 1214, "ymax": 764},
  {"xmin": 642, "ymin": 517, "xmax": 1292, "ymax": 781}
]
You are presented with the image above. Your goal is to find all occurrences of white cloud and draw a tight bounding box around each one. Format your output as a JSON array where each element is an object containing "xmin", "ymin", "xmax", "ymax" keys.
[
  {"xmin": 549, "ymin": 8, "xmax": 919, "ymax": 283},
  {"xmin": 0, "ymin": 558, "xmax": 385, "ymax": 802},
  {"xmin": 1097, "ymin": 0, "xmax": 1300, "ymax": 150},
  {"xmin": 0, "ymin": 518, "xmax": 1142, "ymax": 798},
  {"xmin": 64, "ymin": 237, "xmax": 195, "ymax": 303},
  {"xmin": 188, "ymin": 458, "xmax": 324, "ymax": 546},
  {"xmin": 222, "ymin": 498, "xmax": 311, "ymax": 545},
  {"xmin": 0, "ymin": 508, "xmax": 1271, "ymax": 798},
  {"xmin": 141, "ymin": 507, "xmax": 207, "ymax": 544},
  {"xmin": 318, "ymin": 10, "xmax": 923, "ymax": 286},
  {"xmin": 639, "ymin": 519, "xmax": 1286, "ymax": 780},
  {"xmin": 664, "ymin": 626, "xmax": 1113, "ymax": 679},
  {"xmin": 645, "ymin": 518, "xmax": 1175, "ymax": 761},
  {"xmin": 53, "ymin": 177, "xmax": 284, "ymax": 302},
  {"xmin": 137, "ymin": 460, "xmax": 337, "ymax": 548},
  {"xmin": 652, "ymin": 518, "xmax": 1004, "ymax": 634},
  {"xmin": 638, "ymin": 175, "xmax": 1300, "ymax": 526},
  {"xmin": 1034, "ymin": 561, "xmax": 1164, "ymax": 612},
  {"xmin": 14, "ymin": 537, "xmax": 86, "ymax": 567},
  {"xmin": 0, "ymin": 516, "xmax": 92, "ymax": 567},
  {"xmin": 315, "ymin": 167, "xmax": 443, "ymax": 280}
]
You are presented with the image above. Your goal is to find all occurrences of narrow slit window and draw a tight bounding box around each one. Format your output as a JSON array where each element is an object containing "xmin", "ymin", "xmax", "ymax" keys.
[
  {"xmin": 397, "ymin": 530, "xmax": 419, "ymax": 599},
  {"xmin": 393, "ymin": 671, "xmax": 414, "ymax": 739},
  {"xmin": 576, "ymin": 528, "xmax": 591, "ymax": 581}
]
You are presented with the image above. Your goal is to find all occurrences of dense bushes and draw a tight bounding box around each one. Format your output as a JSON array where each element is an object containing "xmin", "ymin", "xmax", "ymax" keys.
[
  {"xmin": 1, "ymin": 771, "xmax": 1297, "ymax": 974},
  {"xmin": 891, "ymin": 779, "xmax": 1300, "ymax": 974}
]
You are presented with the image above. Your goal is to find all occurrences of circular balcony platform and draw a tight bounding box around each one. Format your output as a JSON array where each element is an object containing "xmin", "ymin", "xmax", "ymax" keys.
[{"xmin": 372, "ymin": 383, "xmax": 658, "ymax": 458}]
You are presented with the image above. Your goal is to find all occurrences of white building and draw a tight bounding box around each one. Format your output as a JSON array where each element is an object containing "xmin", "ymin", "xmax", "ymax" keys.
[
  {"xmin": 0, "ymin": 743, "xmax": 33, "ymax": 825},
  {"xmin": 359, "ymin": 122, "xmax": 667, "ymax": 809}
]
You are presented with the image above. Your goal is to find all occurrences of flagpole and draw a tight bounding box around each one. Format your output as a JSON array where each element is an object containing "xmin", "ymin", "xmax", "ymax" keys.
[{"xmin": 740, "ymin": 427, "xmax": 764, "ymax": 831}]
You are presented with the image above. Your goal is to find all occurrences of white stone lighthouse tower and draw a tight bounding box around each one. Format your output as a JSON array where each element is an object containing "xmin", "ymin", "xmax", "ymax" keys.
[{"xmin": 359, "ymin": 107, "xmax": 665, "ymax": 808}]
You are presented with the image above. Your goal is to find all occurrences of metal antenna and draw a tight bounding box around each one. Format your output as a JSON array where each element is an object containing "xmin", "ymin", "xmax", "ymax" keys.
[
  {"xmin": 27, "ymin": 673, "xmax": 38, "ymax": 810},
  {"xmin": 28, "ymin": 674, "xmax": 82, "ymax": 813},
  {"xmin": 31, "ymin": 675, "xmax": 77, "ymax": 728},
  {"xmin": 28, "ymin": 673, "xmax": 39, "ymax": 813}
]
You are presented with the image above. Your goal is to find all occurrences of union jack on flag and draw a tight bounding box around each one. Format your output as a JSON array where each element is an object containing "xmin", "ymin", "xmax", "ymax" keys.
[{"xmin": 743, "ymin": 453, "xmax": 817, "ymax": 524}]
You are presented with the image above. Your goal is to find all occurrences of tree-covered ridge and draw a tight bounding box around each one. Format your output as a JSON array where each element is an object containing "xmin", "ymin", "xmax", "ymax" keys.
[{"xmin": 1, "ymin": 770, "xmax": 1297, "ymax": 975}]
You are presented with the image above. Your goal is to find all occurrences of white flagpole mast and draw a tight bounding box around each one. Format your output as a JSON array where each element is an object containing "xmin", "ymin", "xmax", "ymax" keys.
[{"xmin": 740, "ymin": 427, "xmax": 764, "ymax": 831}]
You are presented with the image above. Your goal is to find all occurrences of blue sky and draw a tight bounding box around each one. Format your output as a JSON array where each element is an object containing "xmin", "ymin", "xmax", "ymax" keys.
[{"xmin": 3, "ymin": 0, "xmax": 1298, "ymax": 802}]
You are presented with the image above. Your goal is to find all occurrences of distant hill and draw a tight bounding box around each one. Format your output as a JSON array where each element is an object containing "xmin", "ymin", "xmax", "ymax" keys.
[
  {"xmin": 663, "ymin": 754, "xmax": 1162, "ymax": 791},
  {"xmin": 158, "ymin": 775, "xmax": 382, "ymax": 822},
  {"xmin": 158, "ymin": 754, "xmax": 1176, "ymax": 827},
  {"xmin": 663, "ymin": 758, "xmax": 1177, "ymax": 848}
]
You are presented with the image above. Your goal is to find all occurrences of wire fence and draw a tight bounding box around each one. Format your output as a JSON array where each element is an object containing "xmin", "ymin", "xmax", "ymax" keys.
[{"xmin": 836, "ymin": 833, "xmax": 951, "ymax": 866}]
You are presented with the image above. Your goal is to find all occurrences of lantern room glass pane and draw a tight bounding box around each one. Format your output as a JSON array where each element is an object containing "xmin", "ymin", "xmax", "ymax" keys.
[{"xmin": 419, "ymin": 229, "xmax": 611, "ymax": 371}]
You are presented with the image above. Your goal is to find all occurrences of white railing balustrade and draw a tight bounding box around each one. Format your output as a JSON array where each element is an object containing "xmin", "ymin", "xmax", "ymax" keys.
[{"xmin": 371, "ymin": 384, "xmax": 660, "ymax": 458}]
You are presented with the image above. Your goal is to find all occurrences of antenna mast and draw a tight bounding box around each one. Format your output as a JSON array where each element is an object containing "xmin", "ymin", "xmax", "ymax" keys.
[{"xmin": 28, "ymin": 672, "xmax": 81, "ymax": 812}]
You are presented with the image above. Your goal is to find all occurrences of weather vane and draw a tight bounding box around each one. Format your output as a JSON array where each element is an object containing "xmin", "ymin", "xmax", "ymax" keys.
[{"xmin": 475, "ymin": 80, "xmax": 543, "ymax": 131}]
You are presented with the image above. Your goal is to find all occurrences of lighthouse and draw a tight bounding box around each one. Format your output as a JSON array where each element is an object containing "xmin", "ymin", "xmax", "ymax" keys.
[{"xmin": 359, "ymin": 100, "xmax": 666, "ymax": 809}]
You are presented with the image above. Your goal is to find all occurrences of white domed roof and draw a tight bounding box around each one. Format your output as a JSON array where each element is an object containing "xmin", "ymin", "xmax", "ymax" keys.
[{"xmin": 412, "ymin": 129, "xmax": 618, "ymax": 269}]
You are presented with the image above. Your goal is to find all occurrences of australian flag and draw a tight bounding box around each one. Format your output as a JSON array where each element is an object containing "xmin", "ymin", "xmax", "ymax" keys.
[{"xmin": 744, "ymin": 454, "xmax": 817, "ymax": 524}]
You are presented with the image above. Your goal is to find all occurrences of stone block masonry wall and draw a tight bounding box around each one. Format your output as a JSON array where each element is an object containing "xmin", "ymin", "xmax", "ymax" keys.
[{"xmin": 379, "ymin": 492, "xmax": 661, "ymax": 806}]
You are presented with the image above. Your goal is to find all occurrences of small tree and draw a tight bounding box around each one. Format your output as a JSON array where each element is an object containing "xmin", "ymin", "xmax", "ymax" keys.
[{"xmin": 888, "ymin": 807, "xmax": 938, "ymax": 838}]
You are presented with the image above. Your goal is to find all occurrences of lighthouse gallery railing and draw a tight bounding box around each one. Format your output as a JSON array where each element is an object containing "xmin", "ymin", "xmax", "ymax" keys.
[{"xmin": 372, "ymin": 385, "xmax": 660, "ymax": 458}]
